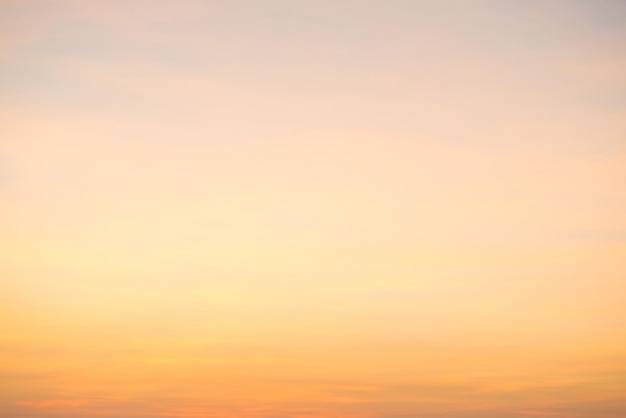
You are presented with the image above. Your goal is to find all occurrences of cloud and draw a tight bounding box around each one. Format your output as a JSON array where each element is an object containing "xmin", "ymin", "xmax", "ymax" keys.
[{"xmin": 17, "ymin": 399, "xmax": 91, "ymax": 408}]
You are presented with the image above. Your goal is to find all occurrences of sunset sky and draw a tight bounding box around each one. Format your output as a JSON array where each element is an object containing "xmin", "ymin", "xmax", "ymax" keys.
[{"xmin": 1, "ymin": 1, "xmax": 626, "ymax": 417}]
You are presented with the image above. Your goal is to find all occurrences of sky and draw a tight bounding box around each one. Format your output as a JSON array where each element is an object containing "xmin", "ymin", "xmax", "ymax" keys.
[{"xmin": 1, "ymin": 1, "xmax": 626, "ymax": 417}]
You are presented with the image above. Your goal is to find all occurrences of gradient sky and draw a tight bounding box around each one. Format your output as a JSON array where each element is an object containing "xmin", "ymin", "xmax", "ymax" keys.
[{"xmin": 1, "ymin": 1, "xmax": 626, "ymax": 417}]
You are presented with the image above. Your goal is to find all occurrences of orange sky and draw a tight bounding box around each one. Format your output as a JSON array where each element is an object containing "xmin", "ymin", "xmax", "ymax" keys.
[{"xmin": 1, "ymin": 1, "xmax": 626, "ymax": 417}]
